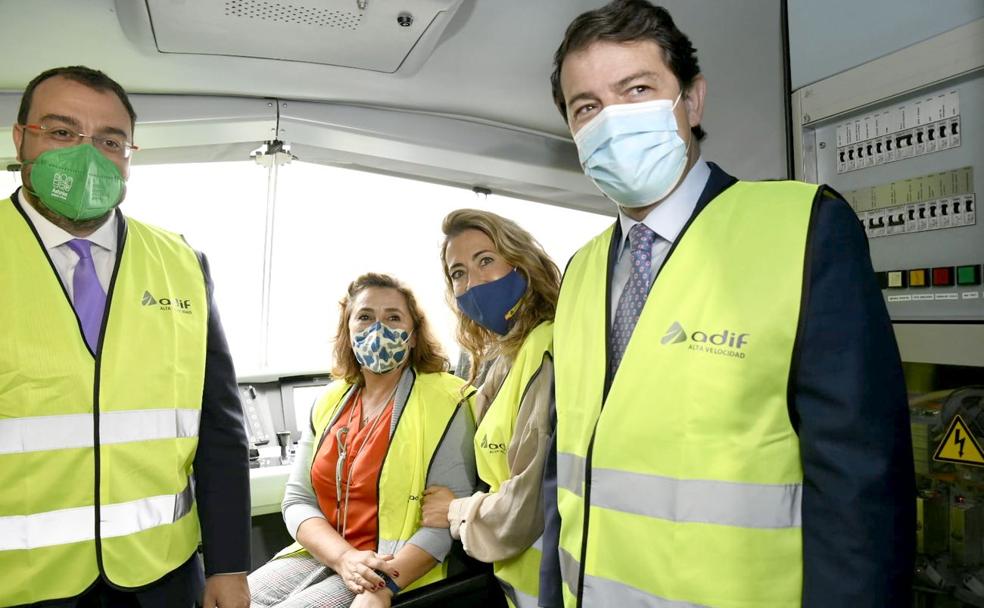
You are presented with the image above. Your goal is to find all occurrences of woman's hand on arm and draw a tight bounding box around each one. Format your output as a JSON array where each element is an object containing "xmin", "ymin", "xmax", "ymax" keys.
[
  {"xmin": 387, "ymin": 543, "xmax": 438, "ymax": 593},
  {"xmin": 421, "ymin": 486, "xmax": 454, "ymax": 528},
  {"xmin": 295, "ymin": 517, "xmax": 397, "ymax": 593},
  {"xmin": 335, "ymin": 548, "xmax": 397, "ymax": 594}
]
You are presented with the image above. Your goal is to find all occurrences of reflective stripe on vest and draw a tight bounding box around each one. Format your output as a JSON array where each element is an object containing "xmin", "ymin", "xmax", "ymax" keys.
[
  {"xmin": 500, "ymin": 575, "xmax": 541, "ymax": 608},
  {"xmin": 592, "ymin": 467, "xmax": 802, "ymax": 528},
  {"xmin": 557, "ymin": 451, "xmax": 801, "ymax": 528},
  {"xmin": 0, "ymin": 197, "xmax": 208, "ymax": 606},
  {"xmin": 280, "ymin": 369, "xmax": 470, "ymax": 593},
  {"xmin": 0, "ymin": 480, "xmax": 194, "ymax": 551},
  {"xmin": 582, "ymin": 575, "xmax": 712, "ymax": 608},
  {"xmin": 0, "ymin": 409, "xmax": 201, "ymax": 454},
  {"xmin": 554, "ymin": 181, "xmax": 817, "ymax": 608},
  {"xmin": 556, "ymin": 451, "xmax": 584, "ymax": 496},
  {"xmin": 474, "ymin": 322, "xmax": 552, "ymax": 605},
  {"xmin": 559, "ymin": 546, "xmax": 580, "ymax": 598},
  {"xmin": 494, "ymin": 539, "xmax": 544, "ymax": 608}
]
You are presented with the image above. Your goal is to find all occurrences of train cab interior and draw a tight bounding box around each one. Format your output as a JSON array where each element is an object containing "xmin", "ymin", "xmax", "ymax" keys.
[{"xmin": 1, "ymin": 0, "xmax": 983, "ymax": 605}]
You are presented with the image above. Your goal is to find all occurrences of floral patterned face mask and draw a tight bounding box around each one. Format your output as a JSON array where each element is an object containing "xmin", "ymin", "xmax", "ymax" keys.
[{"xmin": 350, "ymin": 321, "xmax": 412, "ymax": 374}]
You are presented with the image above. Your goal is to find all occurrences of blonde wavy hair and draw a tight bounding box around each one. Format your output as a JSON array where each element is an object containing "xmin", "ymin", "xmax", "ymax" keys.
[
  {"xmin": 332, "ymin": 273, "xmax": 448, "ymax": 385},
  {"xmin": 441, "ymin": 209, "xmax": 561, "ymax": 385}
]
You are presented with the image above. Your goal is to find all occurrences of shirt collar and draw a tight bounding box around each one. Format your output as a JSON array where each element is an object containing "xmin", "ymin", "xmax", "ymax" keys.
[
  {"xmin": 16, "ymin": 188, "xmax": 119, "ymax": 253},
  {"xmin": 617, "ymin": 156, "xmax": 711, "ymax": 248}
]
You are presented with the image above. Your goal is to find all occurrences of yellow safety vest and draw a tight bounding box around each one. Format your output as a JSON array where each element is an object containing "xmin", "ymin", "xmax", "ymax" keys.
[
  {"xmin": 474, "ymin": 322, "xmax": 552, "ymax": 608},
  {"xmin": 0, "ymin": 197, "xmax": 208, "ymax": 606},
  {"xmin": 554, "ymin": 181, "xmax": 818, "ymax": 608},
  {"xmin": 280, "ymin": 369, "xmax": 471, "ymax": 593}
]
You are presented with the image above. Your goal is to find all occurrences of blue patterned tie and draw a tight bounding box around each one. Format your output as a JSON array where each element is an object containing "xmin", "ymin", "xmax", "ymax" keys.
[
  {"xmin": 611, "ymin": 223, "xmax": 657, "ymax": 374},
  {"xmin": 66, "ymin": 239, "xmax": 107, "ymax": 352}
]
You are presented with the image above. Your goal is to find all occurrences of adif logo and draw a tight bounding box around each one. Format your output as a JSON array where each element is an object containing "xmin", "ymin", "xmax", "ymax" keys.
[
  {"xmin": 661, "ymin": 321, "xmax": 687, "ymax": 345},
  {"xmin": 52, "ymin": 172, "xmax": 73, "ymax": 200},
  {"xmin": 480, "ymin": 434, "xmax": 506, "ymax": 454},
  {"xmin": 142, "ymin": 290, "xmax": 192, "ymax": 314},
  {"xmin": 663, "ymin": 321, "xmax": 750, "ymax": 359}
]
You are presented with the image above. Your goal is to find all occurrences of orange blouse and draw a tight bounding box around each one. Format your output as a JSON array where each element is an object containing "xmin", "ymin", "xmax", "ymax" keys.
[{"xmin": 310, "ymin": 391, "xmax": 394, "ymax": 552}]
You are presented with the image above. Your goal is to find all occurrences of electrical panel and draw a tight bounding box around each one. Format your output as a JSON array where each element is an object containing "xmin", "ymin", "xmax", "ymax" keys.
[
  {"xmin": 793, "ymin": 19, "xmax": 984, "ymax": 363},
  {"xmin": 806, "ymin": 74, "xmax": 982, "ymax": 322}
]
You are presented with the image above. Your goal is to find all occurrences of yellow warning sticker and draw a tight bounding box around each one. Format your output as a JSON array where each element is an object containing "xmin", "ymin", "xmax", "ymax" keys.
[{"xmin": 934, "ymin": 415, "xmax": 984, "ymax": 467}]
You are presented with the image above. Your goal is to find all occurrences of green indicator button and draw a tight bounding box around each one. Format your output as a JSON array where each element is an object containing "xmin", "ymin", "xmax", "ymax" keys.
[{"xmin": 957, "ymin": 265, "xmax": 982, "ymax": 286}]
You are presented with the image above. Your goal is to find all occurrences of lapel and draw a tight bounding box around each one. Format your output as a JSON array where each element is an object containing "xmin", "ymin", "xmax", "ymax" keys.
[{"xmin": 604, "ymin": 163, "xmax": 739, "ymax": 286}]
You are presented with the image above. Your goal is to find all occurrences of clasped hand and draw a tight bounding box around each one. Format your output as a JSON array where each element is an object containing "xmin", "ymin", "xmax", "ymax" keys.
[
  {"xmin": 336, "ymin": 548, "xmax": 398, "ymax": 594},
  {"xmin": 420, "ymin": 485, "xmax": 454, "ymax": 528}
]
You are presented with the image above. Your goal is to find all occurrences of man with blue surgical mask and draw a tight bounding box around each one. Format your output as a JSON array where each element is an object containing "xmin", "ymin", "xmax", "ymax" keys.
[
  {"xmin": 2, "ymin": 66, "xmax": 250, "ymax": 608},
  {"xmin": 540, "ymin": 2, "xmax": 914, "ymax": 607}
]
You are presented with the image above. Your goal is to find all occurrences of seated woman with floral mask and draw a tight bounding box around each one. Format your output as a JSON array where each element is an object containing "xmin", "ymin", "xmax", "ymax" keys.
[{"xmin": 250, "ymin": 273, "xmax": 477, "ymax": 608}]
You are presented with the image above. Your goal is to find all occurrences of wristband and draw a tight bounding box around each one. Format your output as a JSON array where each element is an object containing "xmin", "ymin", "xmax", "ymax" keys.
[{"xmin": 376, "ymin": 570, "xmax": 401, "ymax": 596}]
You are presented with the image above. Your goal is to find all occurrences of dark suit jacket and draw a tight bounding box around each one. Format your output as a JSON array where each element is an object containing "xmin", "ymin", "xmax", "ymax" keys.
[
  {"xmin": 539, "ymin": 165, "xmax": 916, "ymax": 607},
  {"xmin": 12, "ymin": 192, "xmax": 251, "ymax": 608}
]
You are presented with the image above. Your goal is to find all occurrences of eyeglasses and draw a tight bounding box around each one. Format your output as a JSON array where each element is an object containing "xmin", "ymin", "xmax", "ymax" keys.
[{"xmin": 21, "ymin": 122, "xmax": 139, "ymax": 159}]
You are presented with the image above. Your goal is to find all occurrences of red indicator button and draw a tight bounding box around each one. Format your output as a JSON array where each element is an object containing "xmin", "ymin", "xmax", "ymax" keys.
[{"xmin": 932, "ymin": 267, "xmax": 954, "ymax": 287}]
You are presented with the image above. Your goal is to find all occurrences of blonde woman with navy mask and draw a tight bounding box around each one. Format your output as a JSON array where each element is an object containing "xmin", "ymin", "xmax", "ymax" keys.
[
  {"xmin": 420, "ymin": 209, "xmax": 560, "ymax": 608},
  {"xmin": 249, "ymin": 273, "xmax": 477, "ymax": 608}
]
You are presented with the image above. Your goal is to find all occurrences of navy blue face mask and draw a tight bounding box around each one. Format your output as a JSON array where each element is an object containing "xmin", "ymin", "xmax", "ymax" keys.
[{"xmin": 455, "ymin": 269, "xmax": 528, "ymax": 335}]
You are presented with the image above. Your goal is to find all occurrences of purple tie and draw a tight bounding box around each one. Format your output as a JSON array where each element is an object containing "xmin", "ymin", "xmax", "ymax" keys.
[
  {"xmin": 66, "ymin": 239, "xmax": 107, "ymax": 352},
  {"xmin": 611, "ymin": 223, "xmax": 657, "ymax": 374}
]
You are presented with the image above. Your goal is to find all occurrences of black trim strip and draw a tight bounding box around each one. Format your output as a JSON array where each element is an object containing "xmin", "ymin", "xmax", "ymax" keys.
[
  {"xmin": 422, "ymin": 379, "xmax": 473, "ymax": 490},
  {"xmin": 185, "ymin": 236, "xmax": 212, "ymax": 343},
  {"xmin": 310, "ymin": 385, "xmax": 356, "ymax": 507},
  {"xmin": 485, "ymin": 346, "xmax": 552, "ymax": 430},
  {"xmin": 601, "ymin": 223, "xmax": 620, "ymax": 399},
  {"xmin": 7, "ymin": 578, "xmax": 100, "ymax": 608},
  {"xmin": 515, "ymin": 351, "xmax": 552, "ymax": 421},
  {"xmin": 7, "ymin": 193, "xmax": 156, "ymax": 593},
  {"xmin": 785, "ymin": 187, "xmax": 822, "ymax": 434},
  {"xmin": 575, "ymin": 223, "xmax": 619, "ymax": 607},
  {"xmin": 9, "ymin": 191, "xmax": 94, "ymax": 357},
  {"xmin": 892, "ymin": 319, "xmax": 984, "ymax": 325},
  {"xmin": 576, "ymin": 183, "xmax": 739, "ymax": 608},
  {"xmin": 98, "ymin": 212, "xmax": 135, "ymax": 590},
  {"xmin": 780, "ymin": 0, "xmax": 794, "ymax": 180},
  {"xmin": 374, "ymin": 368, "xmax": 418, "ymax": 551}
]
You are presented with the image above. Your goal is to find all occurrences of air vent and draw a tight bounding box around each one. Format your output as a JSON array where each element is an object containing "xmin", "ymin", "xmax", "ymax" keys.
[
  {"xmin": 142, "ymin": 0, "xmax": 463, "ymax": 73},
  {"xmin": 224, "ymin": 0, "xmax": 362, "ymax": 31}
]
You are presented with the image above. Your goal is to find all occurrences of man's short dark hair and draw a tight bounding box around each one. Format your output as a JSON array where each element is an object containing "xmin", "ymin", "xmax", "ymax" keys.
[
  {"xmin": 17, "ymin": 66, "xmax": 137, "ymax": 132},
  {"xmin": 550, "ymin": 0, "xmax": 705, "ymax": 141}
]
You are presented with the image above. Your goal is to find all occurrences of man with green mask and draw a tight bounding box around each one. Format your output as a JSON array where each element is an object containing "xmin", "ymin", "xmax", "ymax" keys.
[{"xmin": 2, "ymin": 66, "xmax": 251, "ymax": 608}]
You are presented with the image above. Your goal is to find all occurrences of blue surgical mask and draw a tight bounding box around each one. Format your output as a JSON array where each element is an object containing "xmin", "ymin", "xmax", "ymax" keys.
[
  {"xmin": 456, "ymin": 269, "xmax": 527, "ymax": 336},
  {"xmin": 573, "ymin": 94, "xmax": 690, "ymax": 208},
  {"xmin": 351, "ymin": 321, "xmax": 412, "ymax": 374}
]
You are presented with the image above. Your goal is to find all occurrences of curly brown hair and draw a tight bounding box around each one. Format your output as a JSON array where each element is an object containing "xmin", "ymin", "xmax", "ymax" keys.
[
  {"xmin": 441, "ymin": 209, "xmax": 561, "ymax": 385},
  {"xmin": 331, "ymin": 273, "xmax": 448, "ymax": 385}
]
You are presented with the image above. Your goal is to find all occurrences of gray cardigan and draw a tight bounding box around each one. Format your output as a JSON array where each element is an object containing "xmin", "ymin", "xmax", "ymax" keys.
[{"xmin": 281, "ymin": 367, "xmax": 477, "ymax": 562}]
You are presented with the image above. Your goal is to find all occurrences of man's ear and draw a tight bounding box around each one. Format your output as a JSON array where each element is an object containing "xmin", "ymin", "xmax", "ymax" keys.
[
  {"xmin": 12, "ymin": 123, "xmax": 23, "ymax": 162},
  {"xmin": 684, "ymin": 74, "xmax": 706, "ymax": 129}
]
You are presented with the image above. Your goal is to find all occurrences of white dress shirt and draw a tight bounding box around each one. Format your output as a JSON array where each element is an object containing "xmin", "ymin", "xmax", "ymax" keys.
[
  {"xmin": 609, "ymin": 157, "xmax": 711, "ymax": 327},
  {"xmin": 16, "ymin": 190, "xmax": 118, "ymax": 299}
]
